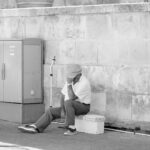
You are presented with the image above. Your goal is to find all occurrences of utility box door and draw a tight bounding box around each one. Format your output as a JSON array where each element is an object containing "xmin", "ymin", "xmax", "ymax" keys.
[
  {"xmin": 0, "ymin": 41, "xmax": 3, "ymax": 102},
  {"xmin": 3, "ymin": 41, "xmax": 22, "ymax": 103},
  {"xmin": 23, "ymin": 39, "xmax": 43, "ymax": 103}
]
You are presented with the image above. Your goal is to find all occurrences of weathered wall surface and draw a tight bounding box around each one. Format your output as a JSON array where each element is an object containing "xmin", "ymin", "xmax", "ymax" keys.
[
  {"xmin": 59, "ymin": 0, "xmax": 148, "ymax": 6},
  {"xmin": 0, "ymin": 0, "xmax": 16, "ymax": 8},
  {"xmin": 0, "ymin": 0, "xmax": 149, "ymax": 8},
  {"xmin": 0, "ymin": 3, "xmax": 150, "ymax": 129}
]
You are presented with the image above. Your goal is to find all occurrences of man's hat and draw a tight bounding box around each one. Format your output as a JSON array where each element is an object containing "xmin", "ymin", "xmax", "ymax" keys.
[{"xmin": 66, "ymin": 64, "xmax": 82, "ymax": 78}]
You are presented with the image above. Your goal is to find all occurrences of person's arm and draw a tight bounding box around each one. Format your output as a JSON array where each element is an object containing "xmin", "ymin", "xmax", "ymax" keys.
[
  {"xmin": 60, "ymin": 93, "xmax": 65, "ymax": 108},
  {"xmin": 67, "ymin": 84, "xmax": 78, "ymax": 100},
  {"xmin": 67, "ymin": 78, "xmax": 78, "ymax": 100},
  {"xmin": 60, "ymin": 93, "xmax": 66, "ymax": 117}
]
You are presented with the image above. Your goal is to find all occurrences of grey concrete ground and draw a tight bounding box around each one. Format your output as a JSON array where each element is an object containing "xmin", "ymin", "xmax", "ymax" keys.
[{"xmin": 0, "ymin": 120, "xmax": 149, "ymax": 150}]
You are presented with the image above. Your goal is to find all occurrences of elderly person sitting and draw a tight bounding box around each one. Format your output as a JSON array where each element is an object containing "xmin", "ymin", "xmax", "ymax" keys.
[{"xmin": 18, "ymin": 64, "xmax": 91, "ymax": 136}]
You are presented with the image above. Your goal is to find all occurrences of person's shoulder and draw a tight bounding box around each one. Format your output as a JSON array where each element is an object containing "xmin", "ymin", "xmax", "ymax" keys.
[
  {"xmin": 81, "ymin": 74, "xmax": 88, "ymax": 79},
  {"xmin": 80, "ymin": 75, "xmax": 90, "ymax": 84}
]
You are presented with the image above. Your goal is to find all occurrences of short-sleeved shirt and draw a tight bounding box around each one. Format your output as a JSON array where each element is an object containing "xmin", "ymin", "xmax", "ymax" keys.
[{"xmin": 61, "ymin": 75, "xmax": 91, "ymax": 104}]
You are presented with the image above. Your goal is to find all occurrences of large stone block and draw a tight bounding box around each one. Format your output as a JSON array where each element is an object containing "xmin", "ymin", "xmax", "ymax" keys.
[
  {"xmin": 139, "ymin": 13, "xmax": 150, "ymax": 39},
  {"xmin": 86, "ymin": 14, "xmax": 113, "ymax": 40},
  {"xmin": 0, "ymin": 17, "xmax": 25, "ymax": 39},
  {"xmin": 146, "ymin": 40, "xmax": 150, "ymax": 63},
  {"xmin": 111, "ymin": 13, "xmax": 141, "ymax": 39},
  {"xmin": 54, "ymin": 0, "xmax": 104, "ymax": 6},
  {"xmin": 44, "ymin": 40, "xmax": 59, "ymax": 64},
  {"xmin": 44, "ymin": 87, "xmax": 62, "ymax": 109},
  {"xmin": 44, "ymin": 64, "xmax": 57, "ymax": 88},
  {"xmin": 44, "ymin": 64, "xmax": 65, "ymax": 88},
  {"xmin": 0, "ymin": 0, "xmax": 16, "ymax": 9},
  {"xmin": 42, "ymin": 16, "xmax": 81, "ymax": 40},
  {"xmin": 57, "ymin": 39, "xmax": 77, "ymax": 64},
  {"xmin": 25, "ymin": 17, "xmax": 43, "ymax": 38},
  {"xmin": 16, "ymin": 0, "xmax": 54, "ymax": 8},
  {"xmin": 53, "ymin": 65, "xmax": 66, "ymax": 88},
  {"xmin": 42, "ymin": 15, "xmax": 86, "ymax": 40},
  {"xmin": 76, "ymin": 40, "xmax": 98, "ymax": 64},
  {"xmin": 65, "ymin": 0, "xmax": 100, "ymax": 5},
  {"xmin": 41, "ymin": 16, "xmax": 60, "ymax": 40},
  {"xmin": 106, "ymin": 91, "xmax": 132, "ymax": 122},
  {"xmin": 51, "ymin": 87, "xmax": 62, "ymax": 107},
  {"xmin": 103, "ymin": 0, "xmax": 145, "ymax": 3},
  {"xmin": 119, "ymin": 0, "xmax": 146, "ymax": 3},
  {"xmin": 53, "ymin": 0, "xmax": 65, "ymax": 6},
  {"xmin": 44, "ymin": 64, "xmax": 65, "ymax": 109},
  {"xmin": 126, "ymin": 39, "xmax": 148, "ymax": 65},
  {"xmin": 98, "ymin": 39, "xmax": 119, "ymax": 65},
  {"xmin": 132, "ymin": 95, "xmax": 150, "ymax": 122},
  {"xmin": 111, "ymin": 66, "xmax": 150, "ymax": 94},
  {"xmin": 117, "ymin": 38, "xmax": 149, "ymax": 65},
  {"xmin": 99, "ymin": 37, "xmax": 150, "ymax": 65},
  {"xmin": 83, "ymin": 66, "xmax": 111, "ymax": 91},
  {"xmin": 43, "ymin": 87, "xmax": 50, "ymax": 109},
  {"xmin": 84, "ymin": 65, "xmax": 150, "ymax": 95},
  {"xmin": 0, "ymin": 18, "xmax": 5, "ymax": 38},
  {"xmin": 103, "ymin": 0, "xmax": 120, "ymax": 3},
  {"xmin": 60, "ymin": 16, "xmax": 86, "ymax": 39},
  {"xmin": 90, "ymin": 92, "xmax": 106, "ymax": 115}
]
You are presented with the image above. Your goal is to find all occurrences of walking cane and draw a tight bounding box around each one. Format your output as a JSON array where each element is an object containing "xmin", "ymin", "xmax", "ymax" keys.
[{"xmin": 49, "ymin": 56, "xmax": 56, "ymax": 107}]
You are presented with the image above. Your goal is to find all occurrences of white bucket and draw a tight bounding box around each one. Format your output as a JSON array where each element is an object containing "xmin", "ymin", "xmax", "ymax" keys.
[{"xmin": 75, "ymin": 114, "xmax": 105, "ymax": 134}]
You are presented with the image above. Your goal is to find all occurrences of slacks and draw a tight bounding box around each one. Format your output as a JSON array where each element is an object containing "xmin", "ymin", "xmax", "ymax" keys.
[{"xmin": 34, "ymin": 100, "xmax": 90, "ymax": 132}]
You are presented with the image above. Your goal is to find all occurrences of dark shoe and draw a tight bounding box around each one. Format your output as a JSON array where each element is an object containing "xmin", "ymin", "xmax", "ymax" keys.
[
  {"xmin": 64, "ymin": 128, "xmax": 78, "ymax": 136},
  {"xmin": 18, "ymin": 125, "xmax": 38, "ymax": 134}
]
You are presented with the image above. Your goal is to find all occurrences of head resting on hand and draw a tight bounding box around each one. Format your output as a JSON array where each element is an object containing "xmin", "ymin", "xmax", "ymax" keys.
[{"xmin": 66, "ymin": 64, "xmax": 82, "ymax": 79}]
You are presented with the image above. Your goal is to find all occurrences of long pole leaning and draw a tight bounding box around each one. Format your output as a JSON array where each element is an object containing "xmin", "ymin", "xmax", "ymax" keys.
[{"xmin": 49, "ymin": 56, "xmax": 56, "ymax": 107}]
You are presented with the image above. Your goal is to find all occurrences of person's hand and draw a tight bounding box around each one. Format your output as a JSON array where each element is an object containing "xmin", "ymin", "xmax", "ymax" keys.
[{"xmin": 67, "ymin": 78, "xmax": 73, "ymax": 84}]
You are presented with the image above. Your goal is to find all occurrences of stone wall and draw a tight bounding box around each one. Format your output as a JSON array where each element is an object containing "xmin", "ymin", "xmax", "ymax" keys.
[
  {"xmin": 0, "ymin": 3, "xmax": 150, "ymax": 130},
  {"xmin": 54, "ymin": 0, "xmax": 148, "ymax": 6},
  {"xmin": 0, "ymin": 0, "xmax": 149, "ymax": 8},
  {"xmin": 0, "ymin": 0, "xmax": 16, "ymax": 8}
]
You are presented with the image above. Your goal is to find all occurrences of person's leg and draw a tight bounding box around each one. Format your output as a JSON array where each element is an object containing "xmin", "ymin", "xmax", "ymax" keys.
[
  {"xmin": 64, "ymin": 100, "xmax": 90, "ymax": 135},
  {"xmin": 34, "ymin": 107, "xmax": 61, "ymax": 132},
  {"xmin": 52, "ymin": 94, "xmax": 66, "ymax": 125},
  {"xmin": 64, "ymin": 100, "xmax": 90, "ymax": 126},
  {"xmin": 60, "ymin": 95, "xmax": 66, "ymax": 117},
  {"xmin": 18, "ymin": 107, "xmax": 61, "ymax": 133}
]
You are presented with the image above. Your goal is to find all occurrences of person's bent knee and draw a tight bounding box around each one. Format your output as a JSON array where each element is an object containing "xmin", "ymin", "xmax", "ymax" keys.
[
  {"xmin": 45, "ymin": 107, "xmax": 51, "ymax": 114},
  {"xmin": 64, "ymin": 100, "xmax": 73, "ymax": 107},
  {"xmin": 45, "ymin": 107, "xmax": 54, "ymax": 119}
]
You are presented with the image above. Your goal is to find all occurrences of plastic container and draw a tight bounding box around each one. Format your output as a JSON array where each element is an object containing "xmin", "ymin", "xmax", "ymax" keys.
[{"xmin": 75, "ymin": 114, "xmax": 105, "ymax": 134}]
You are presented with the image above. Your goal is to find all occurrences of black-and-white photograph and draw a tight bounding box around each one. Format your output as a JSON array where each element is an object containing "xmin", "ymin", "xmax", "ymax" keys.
[{"xmin": 0, "ymin": 0, "xmax": 150, "ymax": 150}]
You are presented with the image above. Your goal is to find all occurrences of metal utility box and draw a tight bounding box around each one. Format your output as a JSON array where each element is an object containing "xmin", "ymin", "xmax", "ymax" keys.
[{"xmin": 0, "ymin": 39, "xmax": 44, "ymax": 123}]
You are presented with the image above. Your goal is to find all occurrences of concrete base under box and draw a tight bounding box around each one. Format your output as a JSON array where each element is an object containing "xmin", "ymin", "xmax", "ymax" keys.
[{"xmin": 0, "ymin": 102, "xmax": 45, "ymax": 123}]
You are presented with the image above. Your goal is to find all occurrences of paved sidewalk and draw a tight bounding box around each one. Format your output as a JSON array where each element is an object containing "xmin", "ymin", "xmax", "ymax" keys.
[{"xmin": 0, "ymin": 120, "xmax": 149, "ymax": 150}]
